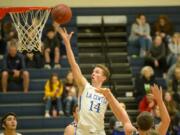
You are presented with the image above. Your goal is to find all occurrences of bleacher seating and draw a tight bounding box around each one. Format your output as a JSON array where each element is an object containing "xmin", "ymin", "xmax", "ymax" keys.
[
  {"xmin": 0, "ymin": 6, "xmax": 179, "ymax": 135},
  {"xmin": 0, "ymin": 17, "xmax": 77, "ymax": 134}
]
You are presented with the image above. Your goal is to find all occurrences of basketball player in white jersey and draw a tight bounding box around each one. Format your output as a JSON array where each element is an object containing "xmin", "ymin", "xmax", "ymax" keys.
[
  {"xmin": 96, "ymin": 84, "xmax": 170, "ymax": 135},
  {"xmin": 57, "ymin": 27, "xmax": 134, "ymax": 135},
  {"xmin": 0, "ymin": 112, "xmax": 22, "ymax": 135}
]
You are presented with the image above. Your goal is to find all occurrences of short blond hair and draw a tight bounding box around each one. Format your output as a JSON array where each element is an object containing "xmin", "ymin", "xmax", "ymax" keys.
[
  {"xmin": 95, "ymin": 64, "xmax": 110, "ymax": 81},
  {"xmin": 141, "ymin": 66, "xmax": 154, "ymax": 76}
]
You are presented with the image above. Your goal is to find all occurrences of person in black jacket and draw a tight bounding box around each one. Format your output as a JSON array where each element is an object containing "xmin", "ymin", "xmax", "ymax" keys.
[
  {"xmin": 135, "ymin": 66, "xmax": 156, "ymax": 103},
  {"xmin": 171, "ymin": 66, "xmax": 180, "ymax": 103},
  {"xmin": 144, "ymin": 35, "xmax": 167, "ymax": 76},
  {"xmin": 1, "ymin": 39, "xmax": 29, "ymax": 93},
  {"xmin": 43, "ymin": 27, "xmax": 61, "ymax": 69}
]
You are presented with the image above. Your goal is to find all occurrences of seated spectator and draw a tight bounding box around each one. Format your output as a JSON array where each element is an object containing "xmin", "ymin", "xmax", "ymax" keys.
[
  {"xmin": 43, "ymin": 27, "xmax": 61, "ymax": 69},
  {"xmin": 64, "ymin": 104, "xmax": 78, "ymax": 135},
  {"xmin": 1, "ymin": 39, "xmax": 29, "ymax": 93},
  {"xmin": 0, "ymin": 21, "xmax": 6, "ymax": 58},
  {"xmin": 171, "ymin": 113, "xmax": 180, "ymax": 135},
  {"xmin": 22, "ymin": 19, "xmax": 44, "ymax": 68},
  {"xmin": 134, "ymin": 66, "xmax": 156, "ymax": 102},
  {"xmin": 128, "ymin": 14, "xmax": 152, "ymax": 57},
  {"xmin": 171, "ymin": 67, "xmax": 180, "ymax": 103},
  {"xmin": 109, "ymin": 103, "xmax": 126, "ymax": 135},
  {"xmin": 23, "ymin": 50, "xmax": 43, "ymax": 68},
  {"xmin": 2, "ymin": 21, "xmax": 17, "ymax": 42},
  {"xmin": 167, "ymin": 56, "xmax": 180, "ymax": 83},
  {"xmin": 152, "ymin": 106, "xmax": 161, "ymax": 128},
  {"xmin": 167, "ymin": 32, "xmax": 180, "ymax": 67},
  {"xmin": 138, "ymin": 94, "xmax": 156, "ymax": 113},
  {"xmin": 153, "ymin": 15, "xmax": 173, "ymax": 44},
  {"xmin": 144, "ymin": 35, "xmax": 167, "ymax": 76},
  {"xmin": 62, "ymin": 71, "xmax": 78, "ymax": 116},
  {"xmin": 163, "ymin": 91, "xmax": 180, "ymax": 134},
  {"xmin": 44, "ymin": 73, "xmax": 64, "ymax": 118}
]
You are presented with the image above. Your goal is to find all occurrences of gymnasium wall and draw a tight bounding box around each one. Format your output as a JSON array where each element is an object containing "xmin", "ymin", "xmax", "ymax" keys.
[
  {"xmin": 70, "ymin": 6, "xmax": 180, "ymax": 32},
  {"xmin": 1, "ymin": 1, "xmax": 180, "ymax": 32},
  {"xmin": 0, "ymin": 0, "xmax": 180, "ymax": 7}
]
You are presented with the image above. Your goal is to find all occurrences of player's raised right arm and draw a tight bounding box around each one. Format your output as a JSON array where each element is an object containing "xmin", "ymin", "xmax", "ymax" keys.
[{"xmin": 58, "ymin": 27, "xmax": 87, "ymax": 93}]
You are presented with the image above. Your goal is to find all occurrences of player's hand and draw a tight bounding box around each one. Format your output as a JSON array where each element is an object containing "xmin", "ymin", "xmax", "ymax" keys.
[
  {"xmin": 124, "ymin": 123, "xmax": 137, "ymax": 135},
  {"xmin": 58, "ymin": 27, "xmax": 74, "ymax": 44},
  {"xmin": 95, "ymin": 87, "xmax": 111, "ymax": 97},
  {"xmin": 151, "ymin": 84, "xmax": 163, "ymax": 103}
]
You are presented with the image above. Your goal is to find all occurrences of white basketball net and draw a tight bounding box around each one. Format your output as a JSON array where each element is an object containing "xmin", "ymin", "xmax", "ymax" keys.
[{"xmin": 9, "ymin": 9, "xmax": 50, "ymax": 52}]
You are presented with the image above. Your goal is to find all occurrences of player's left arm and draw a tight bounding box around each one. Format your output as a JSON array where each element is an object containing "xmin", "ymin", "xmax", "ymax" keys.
[
  {"xmin": 96, "ymin": 88, "xmax": 136, "ymax": 135},
  {"xmin": 151, "ymin": 84, "xmax": 170, "ymax": 135}
]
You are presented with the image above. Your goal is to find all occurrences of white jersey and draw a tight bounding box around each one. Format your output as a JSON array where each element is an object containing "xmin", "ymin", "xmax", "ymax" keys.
[
  {"xmin": 77, "ymin": 83, "xmax": 108, "ymax": 134},
  {"xmin": 0, "ymin": 133, "xmax": 22, "ymax": 135}
]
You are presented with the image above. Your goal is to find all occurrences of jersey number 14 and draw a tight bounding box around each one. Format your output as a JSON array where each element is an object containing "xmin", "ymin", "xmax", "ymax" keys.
[{"xmin": 89, "ymin": 101, "xmax": 101, "ymax": 113}]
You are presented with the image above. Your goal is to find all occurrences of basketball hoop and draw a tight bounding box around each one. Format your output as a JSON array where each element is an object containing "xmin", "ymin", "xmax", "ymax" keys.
[{"xmin": 0, "ymin": 7, "xmax": 50, "ymax": 52}]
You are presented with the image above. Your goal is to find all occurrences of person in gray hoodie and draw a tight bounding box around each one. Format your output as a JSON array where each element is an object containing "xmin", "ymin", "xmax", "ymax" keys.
[{"xmin": 129, "ymin": 14, "xmax": 152, "ymax": 57}]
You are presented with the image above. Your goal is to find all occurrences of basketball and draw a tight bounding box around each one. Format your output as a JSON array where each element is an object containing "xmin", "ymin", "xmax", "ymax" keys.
[{"xmin": 51, "ymin": 4, "xmax": 72, "ymax": 24}]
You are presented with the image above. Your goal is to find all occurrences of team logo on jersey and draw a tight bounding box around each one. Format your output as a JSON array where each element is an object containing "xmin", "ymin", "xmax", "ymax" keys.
[{"xmin": 86, "ymin": 92, "xmax": 107, "ymax": 104}]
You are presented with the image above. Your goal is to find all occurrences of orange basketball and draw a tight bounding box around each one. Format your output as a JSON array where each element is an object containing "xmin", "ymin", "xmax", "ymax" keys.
[{"xmin": 51, "ymin": 4, "xmax": 72, "ymax": 24}]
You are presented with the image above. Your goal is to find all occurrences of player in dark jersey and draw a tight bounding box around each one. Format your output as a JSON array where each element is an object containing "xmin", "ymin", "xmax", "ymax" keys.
[
  {"xmin": 96, "ymin": 84, "xmax": 170, "ymax": 135},
  {"xmin": 64, "ymin": 104, "xmax": 78, "ymax": 135}
]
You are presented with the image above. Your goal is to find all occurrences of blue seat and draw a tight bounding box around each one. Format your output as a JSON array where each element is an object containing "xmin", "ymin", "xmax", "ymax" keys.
[
  {"xmin": 130, "ymin": 57, "xmax": 144, "ymax": 67},
  {"xmin": 29, "ymin": 80, "xmax": 46, "ymax": 91},
  {"xmin": 131, "ymin": 67, "xmax": 141, "ymax": 77},
  {"xmin": 155, "ymin": 77, "xmax": 167, "ymax": 89},
  {"xmin": 0, "ymin": 59, "xmax": 3, "ymax": 69},
  {"xmin": 128, "ymin": 45, "xmax": 139, "ymax": 56},
  {"xmin": 0, "ymin": 103, "xmax": 44, "ymax": 116},
  {"xmin": 18, "ymin": 117, "xmax": 73, "ymax": 129},
  {"xmin": 0, "ymin": 92, "xmax": 43, "ymax": 104},
  {"xmin": 28, "ymin": 68, "xmax": 69, "ymax": 79},
  {"xmin": 113, "ymin": 130, "xmax": 125, "ymax": 135}
]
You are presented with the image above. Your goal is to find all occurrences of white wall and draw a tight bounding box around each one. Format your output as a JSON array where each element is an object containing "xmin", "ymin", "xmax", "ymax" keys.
[{"xmin": 0, "ymin": 0, "xmax": 180, "ymax": 7}]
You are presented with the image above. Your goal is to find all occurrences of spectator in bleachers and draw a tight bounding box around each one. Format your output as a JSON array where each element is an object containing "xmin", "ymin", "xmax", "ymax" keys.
[
  {"xmin": 167, "ymin": 56, "xmax": 180, "ymax": 82},
  {"xmin": 44, "ymin": 73, "xmax": 64, "ymax": 118},
  {"xmin": 144, "ymin": 35, "xmax": 167, "ymax": 76},
  {"xmin": 109, "ymin": 103, "xmax": 126, "ymax": 135},
  {"xmin": 171, "ymin": 66, "xmax": 180, "ymax": 103},
  {"xmin": 23, "ymin": 50, "xmax": 43, "ymax": 68},
  {"xmin": 62, "ymin": 71, "xmax": 78, "ymax": 116},
  {"xmin": 167, "ymin": 32, "xmax": 180, "ymax": 67},
  {"xmin": 0, "ymin": 112, "xmax": 22, "ymax": 135},
  {"xmin": 128, "ymin": 14, "xmax": 152, "ymax": 57},
  {"xmin": 1, "ymin": 39, "xmax": 29, "ymax": 93},
  {"xmin": 2, "ymin": 21, "xmax": 17, "ymax": 42},
  {"xmin": 22, "ymin": 19, "xmax": 44, "ymax": 68},
  {"xmin": 138, "ymin": 93, "xmax": 156, "ymax": 113},
  {"xmin": 152, "ymin": 106, "xmax": 161, "ymax": 128},
  {"xmin": 163, "ymin": 91, "xmax": 180, "ymax": 134},
  {"xmin": 0, "ymin": 21, "xmax": 6, "ymax": 58},
  {"xmin": 153, "ymin": 15, "xmax": 173, "ymax": 42},
  {"xmin": 134, "ymin": 66, "xmax": 156, "ymax": 103},
  {"xmin": 43, "ymin": 27, "xmax": 61, "ymax": 69}
]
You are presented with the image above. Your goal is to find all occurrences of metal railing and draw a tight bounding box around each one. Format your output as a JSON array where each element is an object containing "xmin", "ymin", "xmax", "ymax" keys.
[{"xmin": 100, "ymin": 16, "xmax": 116, "ymax": 95}]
